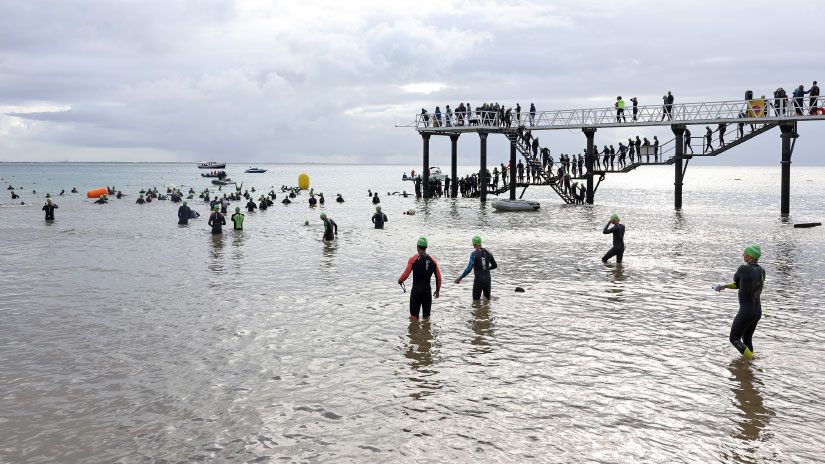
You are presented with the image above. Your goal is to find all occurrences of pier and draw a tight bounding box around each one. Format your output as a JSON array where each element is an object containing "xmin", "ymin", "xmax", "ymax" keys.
[{"xmin": 407, "ymin": 98, "xmax": 824, "ymax": 214}]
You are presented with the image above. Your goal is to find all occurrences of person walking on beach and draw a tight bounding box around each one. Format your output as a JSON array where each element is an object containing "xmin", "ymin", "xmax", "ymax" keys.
[
  {"xmin": 208, "ymin": 205, "xmax": 226, "ymax": 234},
  {"xmin": 42, "ymin": 198, "xmax": 57, "ymax": 221},
  {"xmin": 454, "ymin": 235, "xmax": 498, "ymax": 301},
  {"xmin": 398, "ymin": 237, "xmax": 441, "ymax": 320},
  {"xmin": 231, "ymin": 206, "xmax": 244, "ymax": 230},
  {"xmin": 321, "ymin": 212, "xmax": 337, "ymax": 241},
  {"xmin": 714, "ymin": 245, "xmax": 765, "ymax": 360},
  {"xmin": 602, "ymin": 214, "xmax": 625, "ymax": 264},
  {"xmin": 177, "ymin": 200, "xmax": 191, "ymax": 225},
  {"xmin": 372, "ymin": 206, "xmax": 387, "ymax": 229}
]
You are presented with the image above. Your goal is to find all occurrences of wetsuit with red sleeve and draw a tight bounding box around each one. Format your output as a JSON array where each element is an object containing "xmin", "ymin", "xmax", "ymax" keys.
[{"xmin": 398, "ymin": 252, "xmax": 441, "ymax": 319}]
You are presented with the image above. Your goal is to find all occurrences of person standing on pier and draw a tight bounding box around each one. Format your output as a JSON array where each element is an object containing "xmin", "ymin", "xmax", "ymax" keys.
[
  {"xmin": 642, "ymin": 138, "xmax": 651, "ymax": 162},
  {"xmin": 516, "ymin": 103, "xmax": 521, "ymax": 124},
  {"xmin": 810, "ymin": 81, "xmax": 819, "ymax": 114},
  {"xmin": 616, "ymin": 96, "xmax": 626, "ymax": 122},
  {"xmin": 714, "ymin": 245, "xmax": 765, "ymax": 360},
  {"xmin": 529, "ymin": 103, "xmax": 536, "ymax": 126},
  {"xmin": 434, "ymin": 106, "xmax": 442, "ymax": 127},
  {"xmin": 631, "ymin": 97, "xmax": 639, "ymax": 121},
  {"xmin": 517, "ymin": 160, "xmax": 524, "ymax": 182},
  {"xmin": 704, "ymin": 126, "xmax": 714, "ymax": 153},
  {"xmin": 609, "ymin": 145, "xmax": 616, "ymax": 169},
  {"xmin": 454, "ymin": 235, "xmax": 497, "ymax": 301},
  {"xmin": 717, "ymin": 122, "xmax": 727, "ymax": 146},
  {"xmin": 792, "ymin": 85, "xmax": 809, "ymax": 116},
  {"xmin": 602, "ymin": 214, "xmax": 625, "ymax": 264},
  {"xmin": 684, "ymin": 128, "xmax": 693, "ymax": 154},
  {"xmin": 628, "ymin": 138, "xmax": 635, "ymax": 163},
  {"xmin": 665, "ymin": 91, "xmax": 674, "ymax": 120},
  {"xmin": 634, "ymin": 136, "xmax": 642, "ymax": 160},
  {"xmin": 531, "ymin": 137, "xmax": 539, "ymax": 158},
  {"xmin": 42, "ymin": 198, "xmax": 57, "ymax": 221},
  {"xmin": 445, "ymin": 105, "xmax": 452, "ymax": 127},
  {"xmin": 398, "ymin": 237, "xmax": 441, "ymax": 321},
  {"xmin": 602, "ymin": 145, "xmax": 610, "ymax": 169},
  {"xmin": 653, "ymin": 136, "xmax": 659, "ymax": 162}
]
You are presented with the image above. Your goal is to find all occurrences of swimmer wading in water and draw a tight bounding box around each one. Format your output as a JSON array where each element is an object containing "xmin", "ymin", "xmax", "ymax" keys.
[
  {"xmin": 714, "ymin": 245, "xmax": 765, "ymax": 360},
  {"xmin": 454, "ymin": 235, "xmax": 497, "ymax": 300},
  {"xmin": 398, "ymin": 237, "xmax": 441, "ymax": 320}
]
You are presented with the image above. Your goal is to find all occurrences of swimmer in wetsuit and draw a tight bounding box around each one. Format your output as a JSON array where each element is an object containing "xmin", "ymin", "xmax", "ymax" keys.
[
  {"xmin": 602, "ymin": 214, "xmax": 625, "ymax": 263},
  {"xmin": 231, "ymin": 206, "xmax": 244, "ymax": 230},
  {"xmin": 177, "ymin": 200, "xmax": 191, "ymax": 225},
  {"xmin": 320, "ymin": 213, "xmax": 337, "ymax": 241},
  {"xmin": 42, "ymin": 198, "xmax": 58, "ymax": 220},
  {"xmin": 336, "ymin": 193, "xmax": 345, "ymax": 203},
  {"xmin": 398, "ymin": 237, "xmax": 441, "ymax": 320},
  {"xmin": 454, "ymin": 235, "xmax": 497, "ymax": 300},
  {"xmin": 372, "ymin": 192, "xmax": 380, "ymax": 204},
  {"xmin": 207, "ymin": 205, "xmax": 226, "ymax": 234},
  {"xmin": 371, "ymin": 206, "xmax": 387, "ymax": 229},
  {"xmin": 94, "ymin": 194, "xmax": 108, "ymax": 204},
  {"xmin": 318, "ymin": 193, "xmax": 325, "ymax": 204},
  {"xmin": 309, "ymin": 194, "xmax": 317, "ymax": 207},
  {"xmin": 715, "ymin": 245, "xmax": 765, "ymax": 359},
  {"xmin": 136, "ymin": 194, "xmax": 145, "ymax": 204},
  {"xmin": 259, "ymin": 196, "xmax": 269, "ymax": 210},
  {"xmin": 246, "ymin": 199, "xmax": 257, "ymax": 212}
]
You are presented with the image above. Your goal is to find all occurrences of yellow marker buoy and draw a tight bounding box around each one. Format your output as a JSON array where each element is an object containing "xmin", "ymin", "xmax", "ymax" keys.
[{"xmin": 298, "ymin": 173, "xmax": 310, "ymax": 190}]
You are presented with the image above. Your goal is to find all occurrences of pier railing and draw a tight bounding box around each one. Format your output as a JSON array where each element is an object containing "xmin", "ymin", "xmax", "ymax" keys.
[{"xmin": 415, "ymin": 98, "xmax": 823, "ymax": 131}]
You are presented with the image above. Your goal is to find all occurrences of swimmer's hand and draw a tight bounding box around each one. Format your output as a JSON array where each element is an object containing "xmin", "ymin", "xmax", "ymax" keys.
[
  {"xmin": 454, "ymin": 278, "xmax": 461, "ymax": 284},
  {"xmin": 433, "ymin": 290, "xmax": 439, "ymax": 299},
  {"xmin": 713, "ymin": 285, "xmax": 725, "ymax": 292}
]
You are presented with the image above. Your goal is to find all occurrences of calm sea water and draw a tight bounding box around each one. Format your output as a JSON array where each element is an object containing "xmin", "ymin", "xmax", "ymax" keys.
[{"xmin": 1, "ymin": 163, "xmax": 824, "ymax": 463}]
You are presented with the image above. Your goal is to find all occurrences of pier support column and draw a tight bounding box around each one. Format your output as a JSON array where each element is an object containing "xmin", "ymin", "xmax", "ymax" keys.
[
  {"xmin": 583, "ymin": 127, "xmax": 596, "ymax": 204},
  {"xmin": 450, "ymin": 134, "xmax": 459, "ymax": 198},
  {"xmin": 479, "ymin": 132, "xmax": 488, "ymax": 202},
  {"xmin": 422, "ymin": 133, "xmax": 430, "ymax": 199},
  {"xmin": 509, "ymin": 139, "xmax": 517, "ymax": 200},
  {"xmin": 780, "ymin": 122, "xmax": 798, "ymax": 215},
  {"xmin": 671, "ymin": 124, "xmax": 686, "ymax": 210}
]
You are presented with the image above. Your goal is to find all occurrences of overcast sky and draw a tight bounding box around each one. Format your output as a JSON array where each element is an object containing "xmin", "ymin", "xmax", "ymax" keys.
[{"xmin": 1, "ymin": 0, "xmax": 823, "ymax": 165}]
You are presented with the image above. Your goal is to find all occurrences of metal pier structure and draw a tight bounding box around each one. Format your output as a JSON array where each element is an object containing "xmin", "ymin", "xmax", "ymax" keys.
[{"xmin": 407, "ymin": 98, "xmax": 824, "ymax": 214}]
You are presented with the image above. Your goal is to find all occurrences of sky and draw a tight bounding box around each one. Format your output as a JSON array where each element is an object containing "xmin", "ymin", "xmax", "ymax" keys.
[{"xmin": 1, "ymin": 0, "xmax": 823, "ymax": 166}]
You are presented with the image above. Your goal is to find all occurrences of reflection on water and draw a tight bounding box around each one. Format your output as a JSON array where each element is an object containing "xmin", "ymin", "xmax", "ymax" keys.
[
  {"xmin": 469, "ymin": 300, "xmax": 494, "ymax": 355},
  {"xmin": 728, "ymin": 359, "xmax": 775, "ymax": 455},
  {"xmin": 209, "ymin": 233, "xmax": 225, "ymax": 274},
  {"xmin": 403, "ymin": 321, "xmax": 440, "ymax": 401}
]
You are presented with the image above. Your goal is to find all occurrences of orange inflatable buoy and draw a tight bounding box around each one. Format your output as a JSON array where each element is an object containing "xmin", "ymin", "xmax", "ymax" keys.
[{"xmin": 87, "ymin": 187, "xmax": 108, "ymax": 198}]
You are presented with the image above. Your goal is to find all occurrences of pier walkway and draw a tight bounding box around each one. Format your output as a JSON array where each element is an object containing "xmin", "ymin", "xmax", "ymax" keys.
[{"xmin": 407, "ymin": 98, "xmax": 822, "ymax": 214}]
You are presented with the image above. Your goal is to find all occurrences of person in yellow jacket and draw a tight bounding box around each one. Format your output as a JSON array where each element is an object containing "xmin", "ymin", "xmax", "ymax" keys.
[{"xmin": 615, "ymin": 96, "xmax": 626, "ymax": 122}]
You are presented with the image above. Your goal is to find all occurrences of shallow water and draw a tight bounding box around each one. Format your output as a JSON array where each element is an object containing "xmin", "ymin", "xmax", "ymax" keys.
[{"xmin": 1, "ymin": 163, "xmax": 824, "ymax": 463}]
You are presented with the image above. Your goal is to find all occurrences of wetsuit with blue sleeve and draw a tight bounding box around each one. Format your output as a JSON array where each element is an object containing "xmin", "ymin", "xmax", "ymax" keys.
[
  {"xmin": 726, "ymin": 263, "xmax": 765, "ymax": 354},
  {"xmin": 459, "ymin": 248, "xmax": 497, "ymax": 300},
  {"xmin": 399, "ymin": 252, "xmax": 442, "ymax": 319},
  {"xmin": 602, "ymin": 222, "xmax": 625, "ymax": 263}
]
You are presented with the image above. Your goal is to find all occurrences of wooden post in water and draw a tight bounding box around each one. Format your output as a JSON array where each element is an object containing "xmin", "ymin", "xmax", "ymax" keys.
[
  {"xmin": 671, "ymin": 124, "xmax": 686, "ymax": 210},
  {"xmin": 509, "ymin": 139, "xmax": 517, "ymax": 200},
  {"xmin": 583, "ymin": 127, "xmax": 596, "ymax": 204},
  {"xmin": 450, "ymin": 134, "xmax": 459, "ymax": 198},
  {"xmin": 780, "ymin": 122, "xmax": 797, "ymax": 215},
  {"xmin": 479, "ymin": 132, "xmax": 488, "ymax": 202},
  {"xmin": 422, "ymin": 133, "xmax": 430, "ymax": 199}
]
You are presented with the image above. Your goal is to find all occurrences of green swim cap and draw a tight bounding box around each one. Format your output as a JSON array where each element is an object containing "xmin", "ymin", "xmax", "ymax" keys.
[
  {"xmin": 235, "ymin": 206, "xmax": 240, "ymax": 212},
  {"xmin": 214, "ymin": 205, "xmax": 219, "ymax": 210},
  {"xmin": 745, "ymin": 245, "xmax": 761, "ymax": 260},
  {"xmin": 417, "ymin": 236, "xmax": 428, "ymax": 247},
  {"xmin": 183, "ymin": 200, "xmax": 187, "ymax": 205},
  {"xmin": 320, "ymin": 213, "xmax": 327, "ymax": 219},
  {"xmin": 610, "ymin": 214, "xmax": 619, "ymax": 221},
  {"xmin": 472, "ymin": 235, "xmax": 481, "ymax": 245},
  {"xmin": 304, "ymin": 220, "xmax": 309, "ymax": 225},
  {"xmin": 376, "ymin": 206, "xmax": 381, "ymax": 211}
]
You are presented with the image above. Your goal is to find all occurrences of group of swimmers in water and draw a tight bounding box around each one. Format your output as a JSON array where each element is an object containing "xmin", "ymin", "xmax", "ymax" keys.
[{"xmin": 16, "ymin": 179, "xmax": 764, "ymax": 360}]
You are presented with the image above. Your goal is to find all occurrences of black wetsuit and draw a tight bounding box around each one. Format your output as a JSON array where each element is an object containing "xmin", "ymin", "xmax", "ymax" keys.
[
  {"xmin": 322, "ymin": 218, "xmax": 337, "ymax": 240},
  {"xmin": 729, "ymin": 263, "xmax": 765, "ymax": 354},
  {"xmin": 372, "ymin": 196, "xmax": 380, "ymax": 204},
  {"xmin": 208, "ymin": 211, "xmax": 226, "ymax": 234},
  {"xmin": 259, "ymin": 200, "xmax": 268, "ymax": 210},
  {"xmin": 372, "ymin": 212, "xmax": 387, "ymax": 229},
  {"xmin": 246, "ymin": 201, "xmax": 257, "ymax": 212},
  {"xmin": 309, "ymin": 197, "xmax": 317, "ymax": 206},
  {"xmin": 459, "ymin": 247, "xmax": 498, "ymax": 300},
  {"xmin": 42, "ymin": 203, "xmax": 57, "ymax": 220},
  {"xmin": 399, "ymin": 252, "xmax": 442, "ymax": 319},
  {"xmin": 602, "ymin": 222, "xmax": 625, "ymax": 263},
  {"xmin": 177, "ymin": 205, "xmax": 191, "ymax": 224}
]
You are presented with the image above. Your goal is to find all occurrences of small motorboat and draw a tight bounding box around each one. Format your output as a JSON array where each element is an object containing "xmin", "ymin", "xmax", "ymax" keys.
[
  {"xmin": 198, "ymin": 161, "xmax": 226, "ymax": 169},
  {"xmin": 428, "ymin": 166, "xmax": 447, "ymax": 181},
  {"xmin": 212, "ymin": 178, "xmax": 236, "ymax": 186},
  {"xmin": 245, "ymin": 167, "xmax": 267, "ymax": 173},
  {"xmin": 491, "ymin": 199, "xmax": 541, "ymax": 211},
  {"xmin": 201, "ymin": 170, "xmax": 227, "ymax": 178},
  {"xmin": 402, "ymin": 174, "xmax": 419, "ymax": 181}
]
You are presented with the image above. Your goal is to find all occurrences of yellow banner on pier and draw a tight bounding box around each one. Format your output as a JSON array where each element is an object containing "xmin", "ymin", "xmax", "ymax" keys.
[{"xmin": 748, "ymin": 99, "xmax": 767, "ymax": 118}]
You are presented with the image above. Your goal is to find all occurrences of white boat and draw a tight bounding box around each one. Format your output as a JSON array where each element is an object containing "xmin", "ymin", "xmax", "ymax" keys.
[
  {"xmin": 491, "ymin": 199, "xmax": 541, "ymax": 211},
  {"xmin": 198, "ymin": 161, "xmax": 226, "ymax": 169},
  {"xmin": 245, "ymin": 167, "xmax": 267, "ymax": 173},
  {"xmin": 428, "ymin": 166, "xmax": 448, "ymax": 181}
]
